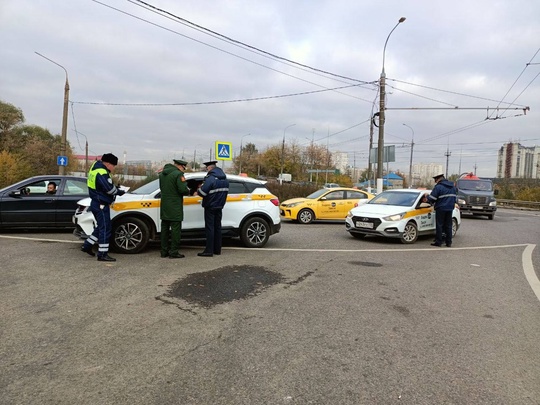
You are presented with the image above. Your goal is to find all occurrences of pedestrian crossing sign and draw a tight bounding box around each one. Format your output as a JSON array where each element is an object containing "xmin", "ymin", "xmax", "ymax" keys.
[{"xmin": 215, "ymin": 141, "xmax": 232, "ymax": 161}]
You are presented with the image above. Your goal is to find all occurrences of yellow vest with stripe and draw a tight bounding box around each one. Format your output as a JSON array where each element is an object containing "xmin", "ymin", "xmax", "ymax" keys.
[{"xmin": 87, "ymin": 161, "xmax": 108, "ymax": 191}]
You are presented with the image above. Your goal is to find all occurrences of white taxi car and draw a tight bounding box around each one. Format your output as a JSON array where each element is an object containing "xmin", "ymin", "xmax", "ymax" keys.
[
  {"xmin": 73, "ymin": 173, "xmax": 281, "ymax": 253},
  {"xmin": 345, "ymin": 189, "xmax": 461, "ymax": 244}
]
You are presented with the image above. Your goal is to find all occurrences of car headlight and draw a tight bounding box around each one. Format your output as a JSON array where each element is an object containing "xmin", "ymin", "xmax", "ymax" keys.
[
  {"xmin": 489, "ymin": 201, "xmax": 497, "ymax": 207},
  {"xmin": 383, "ymin": 213, "xmax": 405, "ymax": 221},
  {"xmin": 285, "ymin": 202, "xmax": 302, "ymax": 208},
  {"xmin": 457, "ymin": 198, "xmax": 466, "ymax": 205},
  {"xmin": 347, "ymin": 211, "xmax": 353, "ymax": 218}
]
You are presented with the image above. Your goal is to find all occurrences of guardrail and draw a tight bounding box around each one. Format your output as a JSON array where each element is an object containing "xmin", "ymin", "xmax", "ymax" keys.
[{"xmin": 497, "ymin": 199, "xmax": 540, "ymax": 210}]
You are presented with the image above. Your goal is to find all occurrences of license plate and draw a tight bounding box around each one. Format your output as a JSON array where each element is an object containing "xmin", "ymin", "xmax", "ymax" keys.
[
  {"xmin": 356, "ymin": 221, "xmax": 373, "ymax": 229},
  {"xmin": 471, "ymin": 206, "xmax": 482, "ymax": 210}
]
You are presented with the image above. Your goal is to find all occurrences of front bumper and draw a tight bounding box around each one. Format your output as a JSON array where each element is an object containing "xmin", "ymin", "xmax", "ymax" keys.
[
  {"xmin": 459, "ymin": 205, "xmax": 496, "ymax": 215},
  {"xmin": 345, "ymin": 217, "xmax": 403, "ymax": 239}
]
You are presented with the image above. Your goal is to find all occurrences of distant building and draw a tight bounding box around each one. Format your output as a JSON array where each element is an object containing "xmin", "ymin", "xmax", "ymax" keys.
[
  {"xmin": 497, "ymin": 142, "xmax": 540, "ymax": 179},
  {"xmin": 332, "ymin": 151, "xmax": 348, "ymax": 174},
  {"xmin": 412, "ymin": 163, "xmax": 444, "ymax": 184}
]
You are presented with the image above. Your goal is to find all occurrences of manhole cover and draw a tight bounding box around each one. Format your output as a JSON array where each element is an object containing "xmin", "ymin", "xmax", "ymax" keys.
[{"xmin": 166, "ymin": 265, "xmax": 282, "ymax": 308}]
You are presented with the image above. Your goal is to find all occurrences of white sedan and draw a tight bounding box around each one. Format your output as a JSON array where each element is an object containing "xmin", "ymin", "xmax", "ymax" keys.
[{"xmin": 345, "ymin": 189, "xmax": 461, "ymax": 244}]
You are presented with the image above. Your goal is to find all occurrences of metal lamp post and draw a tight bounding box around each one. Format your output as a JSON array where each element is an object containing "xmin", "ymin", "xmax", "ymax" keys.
[
  {"xmin": 376, "ymin": 17, "xmax": 406, "ymax": 194},
  {"xmin": 36, "ymin": 52, "xmax": 69, "ymax": 175},
  {"xmin": 402, "ymin": 123, "xmax": 415, "ymax": 187},
  {"xmin": 239, "ymin": 133, "xmax": 250, "ymax": 174},
  {"xmin": 280, "ymin": 124, "xmax": 296, "ymax": 185}
]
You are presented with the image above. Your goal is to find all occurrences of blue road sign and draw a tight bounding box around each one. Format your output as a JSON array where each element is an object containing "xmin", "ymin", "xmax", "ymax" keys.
[
  {"xmin": 215, "ymin": 141, "xmax": 232, "ymax": 161},
  {"xmin": 57, "ymin": 156, "xmax": 68, "ymax": 166}
]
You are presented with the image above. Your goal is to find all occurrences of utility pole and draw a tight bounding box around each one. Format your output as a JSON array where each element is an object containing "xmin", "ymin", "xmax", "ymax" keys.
[
  {"xmin": 376, "ymin": 17, "xmax": 406, "ymax": 194},
  {"xmin": 36, "ymin": 52, "xmax": 69, "ymax": 175},
  {"xmin": 445, "ymin": 148, "xmax": 451, "ymax": 178}
]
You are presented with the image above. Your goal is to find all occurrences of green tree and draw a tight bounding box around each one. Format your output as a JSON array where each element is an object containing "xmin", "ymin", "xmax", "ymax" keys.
[{"xmin": 0, "ymin": 150, "xmax": 32, "ymax": 188}]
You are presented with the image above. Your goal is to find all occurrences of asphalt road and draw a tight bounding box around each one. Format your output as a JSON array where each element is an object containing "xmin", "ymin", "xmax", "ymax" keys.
[{"xmin": 1, "ymin": 208, "xmax": 539, "ymax": 405}]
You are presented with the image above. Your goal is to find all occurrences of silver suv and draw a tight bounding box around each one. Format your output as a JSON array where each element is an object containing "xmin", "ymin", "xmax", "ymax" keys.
[{"xmin": 73, "ymin": 173, "xmax": 281, "ymax": 253}]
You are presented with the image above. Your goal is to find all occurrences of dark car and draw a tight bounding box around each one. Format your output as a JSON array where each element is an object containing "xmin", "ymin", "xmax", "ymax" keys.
[{"xmin": 0, "ymin": 175, "xmax": 88, "ymax": 229}]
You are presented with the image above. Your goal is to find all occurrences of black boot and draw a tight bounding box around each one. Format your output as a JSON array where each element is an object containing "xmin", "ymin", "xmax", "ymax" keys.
[
  {"xmin": 98, "ymin": 254, "xmax": 116, "ymax": 262},
  {"xmin": 81, "ymin": 245, "xmax": 95, "ymax": 257}
]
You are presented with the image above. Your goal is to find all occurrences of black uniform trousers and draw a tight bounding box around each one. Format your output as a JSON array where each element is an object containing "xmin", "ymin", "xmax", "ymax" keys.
[
  {"xmin": 435, "ymin": 209, "xmax": 453, "ymax": 246},
  {"xmin": 203, "ymin": 207, "xmax": 223, "ymax": 254}
]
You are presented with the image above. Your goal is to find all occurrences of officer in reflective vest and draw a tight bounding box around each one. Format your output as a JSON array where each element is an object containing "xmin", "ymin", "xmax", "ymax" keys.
[{"xmin": 81, "ymin": 153, "xmax": 125, "ymax": 262}]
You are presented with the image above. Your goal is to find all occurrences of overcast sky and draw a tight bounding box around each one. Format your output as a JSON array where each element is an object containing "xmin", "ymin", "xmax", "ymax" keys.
[{"xmin": 1, "ymin": 0, "xmax": 539, "ymax": 177}]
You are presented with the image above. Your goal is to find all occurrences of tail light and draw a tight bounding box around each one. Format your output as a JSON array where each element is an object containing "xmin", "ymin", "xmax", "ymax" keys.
[{"xmin": 270, "ymin": 198, "xmax": 280, "ymax": 206}]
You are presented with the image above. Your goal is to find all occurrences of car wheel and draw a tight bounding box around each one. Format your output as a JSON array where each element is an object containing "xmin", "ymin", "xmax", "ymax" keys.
[
  {"xmin": 400, "ymin": 221, "xmax": 418, "ymax": 244},
  {"xmin": 351, "ymin": 232, "xmax": 366, "ymax": 239},
  {"xmin": 111, "ymin": 217, "xmax": 150, "ymax": 254},
  {"xmin": 297, "ymin": 209, "xmax": 315, "ymax": 224},
  {"xmin": 487, "ymin": 214, "xmax": 494, "ymax": 220},
  {"xmin": 451, "ymin": 218, "xmax": 459, "ymax": 236},
  {"xmin": 240, "ymin": 217, "xmax": 270, "ymax": 248}
]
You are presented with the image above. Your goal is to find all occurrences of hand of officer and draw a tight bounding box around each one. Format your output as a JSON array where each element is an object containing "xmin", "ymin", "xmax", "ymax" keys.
[{"xmin": 117, "ymin": 189, "xmax": 126, "ymax": 196}]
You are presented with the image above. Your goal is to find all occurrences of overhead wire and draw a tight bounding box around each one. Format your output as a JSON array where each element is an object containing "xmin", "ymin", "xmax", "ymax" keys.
[
  {"xmin": 89, "ymin": 0, "xmax": 377, "ymax": 104},
  {"xmin": 129, "ymin": 0, "xmax": 372, "ymax": 85}
]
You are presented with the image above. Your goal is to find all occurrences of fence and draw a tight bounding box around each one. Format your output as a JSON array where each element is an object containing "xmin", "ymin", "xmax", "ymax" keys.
[{"xmin": 497, "ymin": 199, "xmax": 540, "ymax": 210}]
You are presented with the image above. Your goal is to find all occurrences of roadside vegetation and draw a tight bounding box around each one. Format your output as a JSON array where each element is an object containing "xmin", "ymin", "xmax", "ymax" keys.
[{"xmin": 1, "ymin": 100, "xmax": 539, "ymax": 203}]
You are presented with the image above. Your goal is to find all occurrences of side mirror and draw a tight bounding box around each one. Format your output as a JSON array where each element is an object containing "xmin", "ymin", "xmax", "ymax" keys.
[{"xmin": 494, "ymin": 189, "xmax": 499, "ymax": 196}]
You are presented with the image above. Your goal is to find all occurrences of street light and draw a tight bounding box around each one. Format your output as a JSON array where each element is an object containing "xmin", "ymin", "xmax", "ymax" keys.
[
  {"xmin": 239, "ymin": 133, "xmax": 250, "ymax": 174},
  {"xmin": 280, "ymin": 124, "xmax": 296, "ymax": 185},
  {"xmin": 376, "ymin": 17, "xmax": 406, "ymax": 193},
  {"xmin": 402, "ymin": 123, "xmax": 415, "ymax": 187},
  {"xmin": 36, "ymin": 52, "xmax": 69, "ymax": 175}
]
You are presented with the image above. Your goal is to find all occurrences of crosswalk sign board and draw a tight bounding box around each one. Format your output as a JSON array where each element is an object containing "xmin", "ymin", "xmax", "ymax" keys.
[{"xmin": 215, "ymin": 141, "xmax": 232, "ymax": 161}]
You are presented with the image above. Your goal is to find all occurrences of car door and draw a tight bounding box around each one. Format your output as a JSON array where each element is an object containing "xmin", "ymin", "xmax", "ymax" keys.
[
  {"xmin": 182, "ymin": 176, "xmax": 205, "ymax": 229},
  {"xmin": 0, "ymin": 178, "xmax": 59, "ymax": 226},
  {"xmin": 343, "ymin": 190, "xmax": 369, "ymax": 217},
  {"xmin": 317, "ymin": 190, "xmax": 346, "ymax": 219},
  {"xmin": 414, "ymin": 195, "xmax": 435, "ymax": 231},
  {"xmin": 56, "ymin": 178, "xmax": 89, "ymax": 226}
]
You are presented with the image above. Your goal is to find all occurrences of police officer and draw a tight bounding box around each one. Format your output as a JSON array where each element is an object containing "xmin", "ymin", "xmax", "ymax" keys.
[
  {"xmin": 159, "ymin": 159, "xmax": 190, "ymax": 258},
  {"xmin": 424, "ymin": 174, "xmax": 457, "ymax": 247},
  {"xmin": 197, "ymin": 161, "xmax": 229, "ymax": 257},
  {"xmin": 81, "ymin": 153, "xmax": 125, "ymax": 261}
]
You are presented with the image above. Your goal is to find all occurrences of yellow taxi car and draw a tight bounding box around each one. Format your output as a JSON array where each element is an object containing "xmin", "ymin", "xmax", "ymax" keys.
[{"xmin": 280, "ymin": 187, "xmax": 374, "ymax": 224}]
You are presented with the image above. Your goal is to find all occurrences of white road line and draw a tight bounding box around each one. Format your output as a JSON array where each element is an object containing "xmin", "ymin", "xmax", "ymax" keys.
[
  {"xmin": 0, "ymin": 235, "xmax": 81, "ymax": 244},
  {"xmin": 523, "ymin": 244, "xmax": 540, "ymax": 302},
  {"xmin": 2, "ymin": 235, "xmax": 539, "ymax": 303}
]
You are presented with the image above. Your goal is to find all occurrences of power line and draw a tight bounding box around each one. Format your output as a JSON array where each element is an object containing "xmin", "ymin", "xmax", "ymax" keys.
[
  {"xmin": 129, "ymin": 0, "xmax": 372, "ymax": 85},
  {"xmin": 90, "ymin": 0, "xmax": 376, "ymax": 103},
  {"xmin": 72, "ymin": 83, "xmax": 366, "ymax": 106}
]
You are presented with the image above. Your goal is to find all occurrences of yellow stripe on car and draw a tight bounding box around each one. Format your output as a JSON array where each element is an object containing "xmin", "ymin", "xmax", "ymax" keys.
[{"xmin": 403, "ymin": 207, "xmax": 433, "ymax": 218}]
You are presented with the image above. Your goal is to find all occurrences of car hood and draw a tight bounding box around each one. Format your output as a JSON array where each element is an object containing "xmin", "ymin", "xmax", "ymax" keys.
[
  {"xmin": 281, "ymin": 197, "xmax": 310, "ymax": 205},
  {"xmin": 76, "ymin": 193, "xmax": 148, "ymax": 207},
  {"xmin": 350, "ymin": 203, "xmax": 409, "ymax": 217}
]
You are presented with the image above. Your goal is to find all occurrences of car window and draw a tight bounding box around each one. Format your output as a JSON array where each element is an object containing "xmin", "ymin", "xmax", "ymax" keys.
[
  {"xmin": 64, "ymin": 179, "xmax": 89, "ymax": 195},
  {"xmin": 229, "ymin": 181, "xmax": 248, "ymax": 194},
  {"xmin": 324, "ymin": 191, "xmax": 344, "ymax": 200},
  {"xmin": 347, "ymin": 190, "xmax": 367, "ymax": 200},
  {"xmin": 132, "ymin": 179, "xmax": 159, "ymax": 195},
  {"xmin": 23, "ymin": 179, "xmax": 59, "ymax": 195}
]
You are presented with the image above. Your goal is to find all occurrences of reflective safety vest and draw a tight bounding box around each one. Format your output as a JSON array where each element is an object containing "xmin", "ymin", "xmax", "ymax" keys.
[{"xmin": 87, "ymin": 161, "xmax": 108, "ymax": 190}]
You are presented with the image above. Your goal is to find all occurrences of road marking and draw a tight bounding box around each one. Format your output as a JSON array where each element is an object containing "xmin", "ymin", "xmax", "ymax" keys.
[
  {"xmin": 2, "ymin": 236, "xmax": 539, "ymax": 303},
  {"xmin": 523, "ymin": 244, "xmax": 540, "ymax": 302},
  {"xmin": 0, "ymin": 235, "xmax": 81, "ymax": 244}
]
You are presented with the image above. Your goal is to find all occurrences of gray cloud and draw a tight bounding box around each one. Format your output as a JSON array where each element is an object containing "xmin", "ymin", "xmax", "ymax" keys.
[{"xmin": 1, "ymin": 0, "xmax": 538, "ymax": 177}]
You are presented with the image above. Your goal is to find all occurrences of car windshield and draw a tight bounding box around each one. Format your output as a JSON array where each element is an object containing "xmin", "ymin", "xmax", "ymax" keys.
[
  {"xmin": 306, "ymin": 189, "xmax": 330, "ymax": 199},
  {"xmin": 131, "ymin": 179, "xmax": 159, "ymax": 195},
  {"xmin": 368, "ymin": 191, "xmax": 420, "ymax": 207},
  {"xmin": 457, "ymin": 179, "xmax": 492, "ymax": 191}
]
